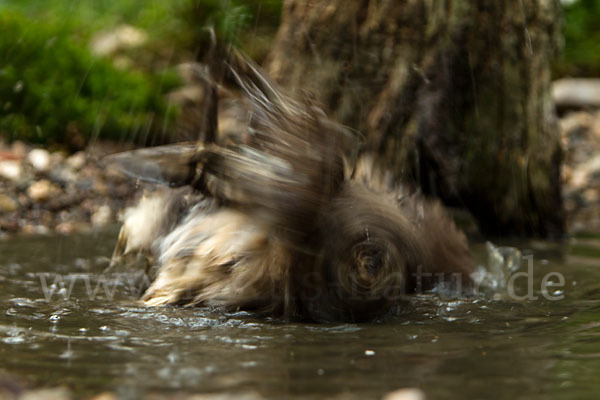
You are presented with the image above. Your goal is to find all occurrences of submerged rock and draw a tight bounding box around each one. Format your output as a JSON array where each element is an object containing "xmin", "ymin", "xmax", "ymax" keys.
[{"xmin": 0, "ymin": 370, "xmax": 72, "ymax": 400}]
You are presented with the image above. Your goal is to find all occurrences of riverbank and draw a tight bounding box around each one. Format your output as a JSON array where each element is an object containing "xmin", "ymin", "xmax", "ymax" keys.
[
  {"xmin": 0, "ymin": 141, "xmax": 138, "ymax": 237},
  {"xmin": 561, "ymin": 109, "xmax": 600, "ymax": 233},
  {"xmin": 1, "ymin": 108, "xmax": 600, "ymax": 237}
]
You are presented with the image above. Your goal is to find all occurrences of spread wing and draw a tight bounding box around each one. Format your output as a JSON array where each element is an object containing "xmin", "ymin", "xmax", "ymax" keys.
[{"xmin": 103, "ymin": 142, "xmax": 202, "ymax": 187}]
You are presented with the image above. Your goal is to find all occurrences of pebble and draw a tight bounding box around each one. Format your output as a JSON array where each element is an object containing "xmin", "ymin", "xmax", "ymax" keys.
[
  {"xmin": 55, "ymin": 222, "xmax": 75, "ymax": 235},
  {"xmin": 27, "ymin": 148, "xmax": 51, "ymax": 171},
  {"xmin": 89, "ymin": 393, "xmax": 118, "ymax": 400},
  {"xmin": 383, "ymin": 388, "xmax": 426, "ymax": 400},
  {"xmin": 4, "ymin": 105, "xmax": 598, "ymax": 237},
  {"xmin": 93, "ymin": 180, "xmax": 110, "ymax": 196},
  {"xmin": 65, "ymin": 151, "xmax": 86, "ymax": 170},
  {"xmin": 561, "ymin": 109, "xmax": 600, "ymax": 232},
  {"xmin": 569, "ymin": 154, "xmax": 600, "ymax": 189},
  {"xmin": 583, "ymin": 188, "xmax": 599, "ymax": 203},
  {"xmin": 19, "ymin": 387, "xmax": 73, "ymax": 400},
  {"xmin": 55, "ymin": 222, "xmax": 91, "ymax": 235},
  {"xmin": 91, "ymin": 205, "xmax": 113, "ymax": 227},
  {"xmin": 21, "ymin": 224, "xmax": 50, "ymax": 235},
  {"xmin": 11, "ymin": 140, "xmax": 27, "ymax": 157},
  {"xmin": 0, "ymin": 194, "xmax": 19, "ymax": 213},
  {"xmin": 0, "ymin": 160, "xmax": 22, "ymax": 181},
  {"xmin": 27, "ymin": 180, "xmax": 60, "ymax": 202}
]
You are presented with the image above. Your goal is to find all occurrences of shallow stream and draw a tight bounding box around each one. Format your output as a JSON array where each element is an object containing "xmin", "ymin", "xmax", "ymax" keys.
[{"xmin": 1, "ymin": 228, "xmax": 599, "ymax": 399}]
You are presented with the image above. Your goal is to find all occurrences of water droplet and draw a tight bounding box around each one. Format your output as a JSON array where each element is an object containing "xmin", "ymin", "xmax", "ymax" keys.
[
  {"xmin": 167, "ymin": 350, "xmax": 179, "ymax": 364},
  {"xmin": 59, "ymin": 342, "xmax": 73, "ymax": 359},
  {"xmin": 2, "ymin": 336, "xmax": 25, "ymax": 344}
]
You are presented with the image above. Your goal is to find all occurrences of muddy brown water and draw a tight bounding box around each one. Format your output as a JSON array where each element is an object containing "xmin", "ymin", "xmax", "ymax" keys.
[{"xmin": 1, "ymin": 228, "xmax": 599, "ymax": 399}]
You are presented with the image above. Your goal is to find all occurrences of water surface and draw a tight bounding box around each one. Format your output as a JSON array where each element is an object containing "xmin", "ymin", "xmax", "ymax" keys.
[{"xmin": 1, "ymin": 229, "xmax": 599, "ymax": 399}]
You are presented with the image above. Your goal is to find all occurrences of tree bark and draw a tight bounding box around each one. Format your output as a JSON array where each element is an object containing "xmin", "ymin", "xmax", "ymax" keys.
[{"xmin": 265, "ymin": 0, "xmax": 565, "ymax": 238}]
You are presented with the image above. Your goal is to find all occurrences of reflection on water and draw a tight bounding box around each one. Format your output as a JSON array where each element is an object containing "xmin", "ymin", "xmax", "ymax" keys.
[{"xmin": 1, "ymin": 228, "xmax": 600, "ymax": 399}]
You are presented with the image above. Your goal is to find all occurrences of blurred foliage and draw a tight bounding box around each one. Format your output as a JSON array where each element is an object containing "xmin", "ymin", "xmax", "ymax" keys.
[
  {"xmin": 0, "ymin": 10, "xmax": 180, "ymax": 148},
  {"xmin": 171, "ymin": 0, "xmax": 283, "ymax": 61},
  {"xmin": 556, "ymin": 0, "xmax": 600, "ymax": 77},
  {"xmin": 0, "ymin": 0, "xmax": 282, "ymax": 50},
  {"xmin": 0, "ymin": 0, "xmax": 282, "ymax": 148},
  {"xmin": 2, "ymin": 0, "xmax": 600, "ymax": 149}
]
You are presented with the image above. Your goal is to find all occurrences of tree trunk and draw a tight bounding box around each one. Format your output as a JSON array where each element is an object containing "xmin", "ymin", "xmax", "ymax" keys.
[{"xmin": 265, "ymin": 0, "xmax": 565, "ymax": 238}]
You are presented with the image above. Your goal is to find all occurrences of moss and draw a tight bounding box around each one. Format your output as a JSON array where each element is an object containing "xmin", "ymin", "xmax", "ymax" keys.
[
  {"xmin": 0, "ymin": 12, "xmax": 179, "ymax": 148},
  {"xmin": 0, "ymin": 1, "xmax": 284, "ymax": 148}
]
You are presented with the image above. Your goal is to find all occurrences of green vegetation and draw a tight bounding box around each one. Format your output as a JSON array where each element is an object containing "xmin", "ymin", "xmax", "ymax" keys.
[
  {"xmin": 172, "ymin": 0, "xmax": 282, "ymax": 61},
  {"xmin": 0, "ymin": 0, "xmax": 282, "ymax": 148},
  {"xmin": 557, "ymin": 0, "xmax": 600, "ymax": 77},
  {"xmin": 4, "ymin": 0, "xmax": 596, "ymax": 148},
  {"xmin": 0, "ymin": 12, "xmax": 180, "ymax": 148},
  {"xmin": 0, "ymin": 0, "xmax": 282, "ymax": 51}
]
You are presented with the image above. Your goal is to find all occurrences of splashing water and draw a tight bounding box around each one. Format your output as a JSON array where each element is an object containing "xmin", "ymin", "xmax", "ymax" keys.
[{"xmin": 471, "ymin": 242, "xmax": 522, "ymax": 291}]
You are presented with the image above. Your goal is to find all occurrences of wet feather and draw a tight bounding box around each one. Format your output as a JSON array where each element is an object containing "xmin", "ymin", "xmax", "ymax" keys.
[{"xmin": 107, "ymin": 52, "xmax": 474, "ymax": 322}]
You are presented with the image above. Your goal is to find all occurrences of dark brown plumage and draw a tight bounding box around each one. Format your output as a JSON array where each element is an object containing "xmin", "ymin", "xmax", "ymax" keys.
[{"xmin": 106, "ymin": 52, "xmax": 474, "ymax": 322}]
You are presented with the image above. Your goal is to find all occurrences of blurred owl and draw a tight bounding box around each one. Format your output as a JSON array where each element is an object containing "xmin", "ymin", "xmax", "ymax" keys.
[{"xmin": 106, "ymin": 52, "xmax": 473, "ymax": 322}]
